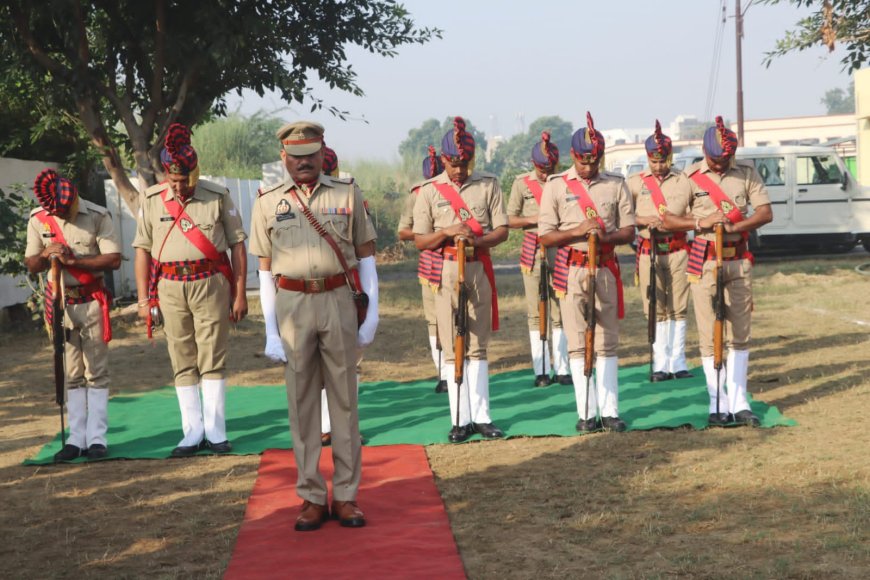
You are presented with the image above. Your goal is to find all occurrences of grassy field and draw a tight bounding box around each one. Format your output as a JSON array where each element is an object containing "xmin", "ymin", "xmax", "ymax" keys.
[{"xmin": 1, "ymin": 251, "xmax": 868, "ymax": 578}]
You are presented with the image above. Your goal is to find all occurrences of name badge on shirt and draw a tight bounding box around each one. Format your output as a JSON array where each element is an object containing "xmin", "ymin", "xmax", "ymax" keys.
[
  {"xmin": 694, "ymin": 191, "xmax": 709, "ymax": 198},
  {"xmin": 160, "ymin": 215, "xmax": 174, "ymax": 222}
]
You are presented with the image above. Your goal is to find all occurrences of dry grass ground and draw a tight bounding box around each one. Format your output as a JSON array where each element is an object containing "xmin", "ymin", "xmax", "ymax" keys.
[{"xmin": 1, "ymin": 252, "xmax": 868, "ymax": 579}]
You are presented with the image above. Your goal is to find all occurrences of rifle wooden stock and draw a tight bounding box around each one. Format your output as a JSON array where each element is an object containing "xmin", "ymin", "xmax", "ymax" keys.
[
  {"xmin": 454, "ymin": 237, "xmax": 469, "ymax": 391},
  {"xmin": 584, "ymin": 231, "xmax": 598, "ymax": 379},
  {"xmin": 647, "ymin": 229, "xmax": 658, "ymax": 379},
  {"xmin": 50, "ymin": 256, "xmax": 66, "ymax": 445},
  {"xmin": 713, "ymin": 224, "xmax": 725, "ymax": 370}
]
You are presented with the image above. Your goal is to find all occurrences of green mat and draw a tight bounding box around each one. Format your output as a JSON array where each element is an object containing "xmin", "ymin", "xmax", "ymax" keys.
[{"xmin": 24, "ymin": 365, "xmax": 795, "ymax": 464}]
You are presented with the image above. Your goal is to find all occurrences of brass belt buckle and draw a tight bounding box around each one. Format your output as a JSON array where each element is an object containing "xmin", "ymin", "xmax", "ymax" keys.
[
  {"xmin": 722, "ymin": 247, "xmax": 737, "ymax": 258},
  {"xmin": 306, "ymin": 278, "xmax": 325, "ymax": 293},
  {"xmin": 656, "ymin": 242, "xmax": 670, "ymax": 253},
  {"xmin": 66, "ymin": 286, "xmax": 81, "ymax": 299},
  {"xmin": 179, "ymin": 265, "xmax": 192, "ymax": 276}
]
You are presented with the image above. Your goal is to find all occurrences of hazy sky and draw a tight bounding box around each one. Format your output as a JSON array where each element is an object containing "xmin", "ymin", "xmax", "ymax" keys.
[{"xmin": 227, "ymin": 0, "xmax": 855, "ymax": 161}]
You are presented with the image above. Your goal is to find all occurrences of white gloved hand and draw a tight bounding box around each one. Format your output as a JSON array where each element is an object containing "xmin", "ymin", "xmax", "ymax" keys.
[
  {"xmin": 259, "ymin": 270, "xmax": 287, "ymax": 363},
  {"xmin": 356, "ymin": 256, "xmax": 379, "ymax": 347}
]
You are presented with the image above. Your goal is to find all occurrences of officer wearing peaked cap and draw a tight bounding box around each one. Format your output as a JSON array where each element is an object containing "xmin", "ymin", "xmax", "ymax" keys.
[{"xmin": 250, "ymin": 120, "xmax": 379, "ymax": 531}]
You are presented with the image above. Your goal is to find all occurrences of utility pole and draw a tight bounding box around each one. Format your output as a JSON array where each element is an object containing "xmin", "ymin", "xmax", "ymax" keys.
[{"xmin": 735, "ymin": 0, "xmax": 745, "ymax": 145}]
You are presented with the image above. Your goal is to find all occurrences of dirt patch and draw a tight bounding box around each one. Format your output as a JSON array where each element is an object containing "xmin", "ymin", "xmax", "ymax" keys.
[{"xmin": 1, "ymin": 254, "xmax": 869, "ymax": 578}]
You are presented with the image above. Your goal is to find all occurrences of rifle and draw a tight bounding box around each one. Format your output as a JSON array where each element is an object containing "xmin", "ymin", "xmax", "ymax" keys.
[
  {"xmin": 537, "ymin": 243, "xmax": 550, "ymax": 377},
  {"xmin": 453, "ymin": 237, "xmax": 470, "ymax": 428},
  {"xmin": 713, "ymin": 224, "xmax": 725, "ymax": 417},
  {"xmin": 584, "ymin": 231, "xmax": 599, "ymax": 420},
  {"xmin": 647, "ymin": 228, "xmax": 658, "ymax": 381},
  {"xmin": 50, "ymin": 256, "xmax": 66, "ymax": 447}
]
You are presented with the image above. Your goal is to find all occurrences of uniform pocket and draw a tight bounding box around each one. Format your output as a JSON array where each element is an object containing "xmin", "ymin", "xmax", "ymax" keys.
[{"xmin": 325, "ymin": 216, "xmax": 350, "ymax": 241}]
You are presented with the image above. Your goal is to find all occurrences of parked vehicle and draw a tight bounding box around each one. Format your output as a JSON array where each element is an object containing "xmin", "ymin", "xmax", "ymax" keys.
[{"xmin": 670, "ymin": 146, "xmax": 870, "ymax": 253}]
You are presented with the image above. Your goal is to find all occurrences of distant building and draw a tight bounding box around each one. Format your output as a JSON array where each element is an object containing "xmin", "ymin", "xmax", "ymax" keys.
[
  {"xmin": 732, "ymin": 114, "xmax": 855, "ymax": 157},
  {"xmin": 486, "ymin": 135, "xmax": 506, "ymax": 163}
]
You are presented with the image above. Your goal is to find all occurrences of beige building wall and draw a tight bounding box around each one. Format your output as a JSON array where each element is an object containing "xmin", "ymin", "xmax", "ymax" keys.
[{"xmin": 732, "ymin": 114, "xmax": 855, "ymax": 155}]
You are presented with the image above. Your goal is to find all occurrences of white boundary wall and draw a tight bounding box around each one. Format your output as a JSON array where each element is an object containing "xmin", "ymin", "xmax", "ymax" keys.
[{"xmin": 104, "ymin": 175, "xmax": 262, "ymax": 298}]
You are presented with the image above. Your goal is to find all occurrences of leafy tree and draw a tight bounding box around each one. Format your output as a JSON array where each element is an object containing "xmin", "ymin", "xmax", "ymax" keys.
[
  {"xmin": 0, "ymin": 185, "xmax": 37, "ymax": 278},
  {"xmin": 820, "ymin": 81, "xmax": 855, "ymax": 114},
  {"xmin": 398, "ymin": 117, "xmax": 488, "ymax": 170},
  {"xmin": 192, "ymin": 112, "xmax": 285, "ymax": 179},
  {"xmin": 761, "ymin": 0, "xmax": 870, "ymax": 71},
  {"xmin": 488, "ymin": 116, "xmax": 573, "ymax": 178},
  {"xmin": 0, "ymin": 1, "xmax": 440, "ymax": 213}
]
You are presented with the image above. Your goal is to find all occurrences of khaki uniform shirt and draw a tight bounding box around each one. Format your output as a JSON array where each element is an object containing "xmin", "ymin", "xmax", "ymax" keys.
[
  {"xmin": 26, "ymin": 200, "xmax": 121, "ymax": 286},
  {"xmin": 249, "ymin": 175, "xmax": 376, "ymax": 278},
  {"xmin": 397, "ymin": 181, "xmax": 425, "ymax": 233},
  {"xmin": 627, "ymin": 167, "xmax": 693, "ymax": 240},
  {"xmin": 507, "ymin": 171, "xmax": 547, "ymax": 234},
  {"xmin": 411, "ymin": 171, "xmax": 508, "ymax": 236},
  {"xmin": 685, "ymin": 159, "xmax": 771, "ymax": 244},
  {"xmin": 132, "ymin": 179, "xmax": 247, "ymax": 260},
  {"xmin": 538, "ymin": 166, "xmax": 636, "ymax": 251}
]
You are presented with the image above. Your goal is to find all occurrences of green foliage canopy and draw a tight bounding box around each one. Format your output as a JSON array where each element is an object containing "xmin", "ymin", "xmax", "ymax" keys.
[
  {"xmin": 192, "ymin": 113, "xmax": 284, "ymax": 180},
  {"xmin": 0, "ymin": 0, "xmax": 440, "ymax": 213},
  {"xmin": 398, "ymin": 117, "xmax": 488, "ymax": 172},
  {"xmin": 761, "ymin": 0, "xmax": 870, "ymax": 71}
]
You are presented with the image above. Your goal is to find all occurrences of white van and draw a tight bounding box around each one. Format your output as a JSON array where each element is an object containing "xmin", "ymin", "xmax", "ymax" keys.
[{"xmin": 671, "ymin": 146, "xmax": 870, "ymax": 253}]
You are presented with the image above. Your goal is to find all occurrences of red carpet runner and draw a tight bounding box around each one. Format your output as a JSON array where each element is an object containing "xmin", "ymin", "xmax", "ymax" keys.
[{"xmin": 225, "ymin": 445, "xmax": 466, "ymax": 579}]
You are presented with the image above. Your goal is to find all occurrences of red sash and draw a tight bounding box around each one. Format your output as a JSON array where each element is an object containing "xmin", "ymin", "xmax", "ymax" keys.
[
  {"xmin": 158, "ymin": 189, "xmax": 235, "ymax": 298},
  {"xmin": 560, "ymin": 176, "xmax": 624, "ymax": 319},
  {"xmin": 688, "ymin": 171, "xmax": 744, "ymax": 224},
  {"xmin": 522, "ymin": 175, "xmax": 544, "ymax": 205},
  {"xmin": 431, "ymin": 181, "xmax": 499, "ymax": 331},
  {"xmin": 640, "ymin": 174, "xmax": 670, "ymax": 217},
  {"xmin": 34, "ymin": 211, "xmax": 112, "ymax": 342}
]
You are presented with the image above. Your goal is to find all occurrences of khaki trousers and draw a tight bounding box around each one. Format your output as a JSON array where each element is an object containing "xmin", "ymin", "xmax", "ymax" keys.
[
  {"xmin": 435, "ymin": 261, "xmax": 492, "ymax": 363},
  {"xmin": 638, "ymin": 250, "xmax": 690, "ymax": 322},
  {"xmin": 277, "ymin": 286, "xmax": 361, "ymax": 504},
  {"xmin": 691, "ymin": 258, "xmax": 753, "ymax": 357},
  {"xmin": 560, "ymin": 264, "xmax": 620, "ymax": 358},
  {"xmin": 64, "ymin": 300, "xmax": 109, "ymax": 389},
  {"xmin": 421, "ymin": 282, "xmax": 437, "ymax": 338},
  {"xmin": 158, "ymin": 274, "xmax": 230, "ymax": 386}
]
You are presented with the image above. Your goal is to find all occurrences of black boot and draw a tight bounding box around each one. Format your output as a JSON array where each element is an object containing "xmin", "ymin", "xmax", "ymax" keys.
[
  {"xmin": 472, "ymin": 422, "xmax": 505, "ymax": 438},
  {"xmin": 707, "ymin": 413, "xmax": 732, "ymax": 427},
  {"xmin": 650, "ymin": 371, "xmax": 674, "ymax": 382},
  {"xmin": 733, "ymin": 410, "xmax": 760, "ymax": 427},
  {"xmin": 87, "ymin": 444, "xmax": 108, "ymax": 459},
  {"xmin": 54, "ymin": 444, "xmax": 86, "ymax": 462},
  {"xmin": 434, "ymin": 379, "xmax": 448, "ymax": 394},
  {"xmin": 575, "ymin": 418, "xmax": 600, "ymax": 433},
  {"xmin": 533, "ymin": 374, "xmax": 552, "ymax": 388},
  {"xmin": 448, "ymin": 425, "xmax": 472, "ymax": 443},
  {"xmin": 601, "ymin": 416, "xmax": 627, "ymax": 432}
]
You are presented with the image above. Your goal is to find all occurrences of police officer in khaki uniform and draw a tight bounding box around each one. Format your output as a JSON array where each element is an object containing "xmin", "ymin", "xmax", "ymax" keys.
[
  {"xmin": 662, "ymin": 116, "xmax": 772, "ymax": 427},
  {"xmin": 626, "ymin": 121, "xmax": 694, "ymax": 382},
  {"xmin": 508, "ymin": 131, "xmax": 571, "ymax": 387},
  {"xmin": 251, "ymin": 121, "xmax": 379, "ymax": 532},
  {"xmin": 25, "ymin": 170, "xmax": 121, "ymax": 461},
  {"xmin": 133, "ymin": 123, "xmax": 248, "ymax": 456},
  {"xmin": 398, "ymin": 146, "xmax": 446, "ymax": 393},
  {"xmin": 413, "ymin": 117, "xmax": 508, "ymax": 443},
  {"xmin": 538, "ymin": 113, "xmax": 635, "ymax": 433}
]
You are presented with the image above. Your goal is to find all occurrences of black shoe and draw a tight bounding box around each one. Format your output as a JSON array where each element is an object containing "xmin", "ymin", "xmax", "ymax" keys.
[
  {"xmin": 534, "ymin": 374, "xmax": 552, "ymax": 388},
  {"xmin": 53, "ymin": 444, "xmax": 86, "ymax": 462},
  {"xmin": 708, "ymin": 412, "xmax": 732, "ymax": 427},
  {"xmin": 601, "ymin": 416, "xmax": 627, "ymax": 432},
  {"xmin": 434, "ymin": 380, "xmax": 448, "ymax": 394},
  {"xmin": 207, "ymin": 440, "xmax": 233, "ymax": 453},
  {"xmin": 733, "ymin": 410, "xmax": 761, "ymax": 427},
  {"xmin": 448, "ymin": 424, "xmax": 472, "ymax": 443},
  {"xmin": 650, "ymin": 371, "xmax": 674, "ymax": 382},
  {"xmin": 472, "ymin": 422, "xmax": 505, "ymax": 439},
  {"xmin": 171, "ymin": 440, "xmax": 205, "ymax": 457},
  {"xmin": 87, "ymin": 444, "xmax": 108, "ymax": 459},
  {"xmin": 673, "ymin": 370, "xmax": 694, "ymax": 379},
  {"xmin": 555, "ymin": 374, "xmax": 573, "ymax": 385},
  {"xmin": 575, "ymin": 418, "xmax": 600, "ymax": 433}
]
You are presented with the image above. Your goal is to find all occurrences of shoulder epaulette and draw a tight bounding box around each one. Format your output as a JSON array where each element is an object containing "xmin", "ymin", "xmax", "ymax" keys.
[
  {"xmin": 472, "ymin": 170, "xmax": 498, "ymax": 181},
  {"xmin": 328, "ymin": 175, "xmax": 354, "ymax": 185},
  {"xmin": 145, "ymin": 182, "xmax": 169, "ymax": 197},
  {"xmin": 602, "ymin": 171, "xmax": 625, "ymax": 181},
  {"xmin": 29, "ymin": 206, "xmax": 46, "ymax": 217},
  {"xmin": 258, "ymin": 180, "xmax": 286, "ymax": 197},
  {"xmin": 80, "ymin": 199, "xmax": 108, "ymax": 215},
  {"xmin": 197, "ymin": 179, "xmax": 229, "ymax": 195},
  {"xmin": 546, "ymin": 170, "xmax": 569, "ymax": 182},
  {"xmin": 735, "ymin": 159, "xmax": 755, "ymax": 170},
  {"xmin": 409, "ymin": 179, "xmax": 427, "ymax": 194},
  {"xmin": 685, "ymin": 163, "xmax": 703, "ymax": 177}
]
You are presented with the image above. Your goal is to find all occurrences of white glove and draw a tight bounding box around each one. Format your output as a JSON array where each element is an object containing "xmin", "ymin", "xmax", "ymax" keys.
[
  {"xmin": 259, "ymin": 270, "xmax": 286, "ymax": 363},
  {"xmin": 356, "ymin": 256, "xmax": 379, "ymax": 347}
]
